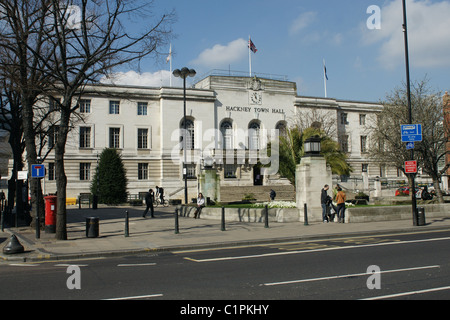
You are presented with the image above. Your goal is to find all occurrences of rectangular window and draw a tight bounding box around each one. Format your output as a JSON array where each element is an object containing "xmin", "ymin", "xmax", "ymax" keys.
[
  {"xmin": 49, "ymin": 97, "xmax": 61, "ymax": 111},
  {"xmin": 224, "ymin": 164, "xmax": 237, "ymax": 178},
  {"xmin": 109, "ymin": 100, "xmax": 120, "ymax": 114},
  {"xmin": 362, "ymin": 163, "xmax": 368, "ymax": 173},
  {"xmin": 360, "ymin": 136, "xmax": 367, "ymax": 153},
  {"xmin": 138, "ymin": 163, "xmax": 148, "ymax": 180},
  {"xmin": 79, "ymin": 127, "xmax": 91, "ymax": 148},
  {"xmin": 80, "ymin": 163, "xmax": 91, "ymax": 181},
  {"xmin": 340, "ymin": 113, "xmax": 348, "ymax": 125},
  {"xmin": 359, "ymin": 114, "xmax": 366, "ymax": 126},
  {"xmin": 341, "ymin": 135, "xmax": 349, "ymax": 153},
  {"xmin": 80, "ymin": 99, "xmax": 91, "ymax": 113},
  {"xmin": 137, "ymin": 102, "xmax": 148, "ymax": 115},
  {"xmin": 48, "ymin": 126, "xmax": 59, "ymax": 149},
  {"xmin": 109, "ymin": 127, "xmax": 120, "ymax": 148},
  {"xmin": 48, "ymin": 163, "xmax": 55, "ymax": 181},
  {"xmin": 137, "ymin": 128, "xmax": 148, "ymax": 149},
  {"xmin": 186, "ymin": 164, "xmax": 196, "ymax": 178}
]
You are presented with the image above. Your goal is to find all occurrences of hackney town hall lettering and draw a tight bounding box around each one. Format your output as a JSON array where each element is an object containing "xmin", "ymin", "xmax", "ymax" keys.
[{"xmin": 226, "ymin": 106, "xmax": 285, "ymax": 114}]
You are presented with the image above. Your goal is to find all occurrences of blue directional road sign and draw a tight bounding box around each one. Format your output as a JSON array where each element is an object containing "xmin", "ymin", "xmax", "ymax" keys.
[
  {"xmin": 401, "ymin": 124, "xmax": 422, "ymax": 142},
  {"xmin": 31, "ymin": 164, "xmax": 45, "ymax": 178},
  {"xmin": 406, "ymin": 142, "xmax": 414, "ymax": 150}
]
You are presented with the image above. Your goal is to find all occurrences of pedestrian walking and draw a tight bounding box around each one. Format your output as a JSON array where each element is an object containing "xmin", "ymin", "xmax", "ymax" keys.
[
  {"xmin": 193, "ymin": 193, "xmax": 205, "ymax": 219},
  {"xmin": 336, "ymin": 187, "xmax": 346, "ymax": 223},
  {"xmin": 143, "ymin": 189, "xmax": 155, "ymax": 218},
  {"xmin": 321, "ymin": 185, "xmax": 330, "ymax": 223}
]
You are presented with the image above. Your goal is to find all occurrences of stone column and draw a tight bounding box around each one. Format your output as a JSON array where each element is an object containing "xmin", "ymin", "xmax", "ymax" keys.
[{"xmin": 296, "ymin": 156, "xmax": 332, "ymax": 222}]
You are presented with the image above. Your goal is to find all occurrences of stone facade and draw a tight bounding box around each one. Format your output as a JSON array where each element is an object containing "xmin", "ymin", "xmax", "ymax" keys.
[{"xmin": 7, "ymin": 75, "xmax": 400, "ymax": 201}]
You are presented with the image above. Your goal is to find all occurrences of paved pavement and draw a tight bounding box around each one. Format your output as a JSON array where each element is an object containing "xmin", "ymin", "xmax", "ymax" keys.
[{"xmin": 1, "ymin": 205, "xmax": 450, "ymax": 262}]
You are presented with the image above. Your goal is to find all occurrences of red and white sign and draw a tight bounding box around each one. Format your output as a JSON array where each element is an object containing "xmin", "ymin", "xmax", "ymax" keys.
[{"xmin": 405, "ymin": 160, "xmax": 417, "ymax": 174}]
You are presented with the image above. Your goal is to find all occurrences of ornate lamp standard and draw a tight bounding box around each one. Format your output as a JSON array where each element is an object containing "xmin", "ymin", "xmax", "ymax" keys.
[{"xmin": 173, "ymin": 67, "xmax": 196, "ymax": 204}]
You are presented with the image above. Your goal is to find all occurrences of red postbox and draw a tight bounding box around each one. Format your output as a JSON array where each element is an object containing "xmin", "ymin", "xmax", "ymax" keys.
[{"xmin": 44, "ymin": 195, "xmax": 57, "ymax": 233}]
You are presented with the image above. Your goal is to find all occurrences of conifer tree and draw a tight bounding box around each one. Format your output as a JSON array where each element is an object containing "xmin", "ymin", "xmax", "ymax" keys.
[{"xmin": 91, "ymin": 148, "xmax": 127, "ymax": 205}]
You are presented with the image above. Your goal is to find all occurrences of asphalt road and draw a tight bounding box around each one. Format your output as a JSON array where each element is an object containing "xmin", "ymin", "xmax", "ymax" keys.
[{"xmin": 1, "ymin": 230, "xmax": 449, "ymax": 305}]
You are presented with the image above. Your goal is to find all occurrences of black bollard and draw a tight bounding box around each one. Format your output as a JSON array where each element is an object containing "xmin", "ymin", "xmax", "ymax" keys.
[
  {"xmin": 3, "ymin": 235, "xmax": 25, "ymax": 254},
  {"xmin": 125, "ymin": 210, "xmax": 129, "ymax": 237},
  {"xmin": 304, "ymin": 203, "xmax": 309, "ymax": 226},
  {"xmin": 265, "ymin": 205, "xmax": 269, "ymax": 228},
  {"xmin": 175, "ymin": 207, "xmax": 179, "ymax": 234},
  {"xmin": 221, "ymin": 206, "xmax": 226, "ymax": 231}
]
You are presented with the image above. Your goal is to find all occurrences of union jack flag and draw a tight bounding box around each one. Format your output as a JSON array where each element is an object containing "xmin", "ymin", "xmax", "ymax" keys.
[{"xmin": 248, "ymin": 38, "xmax": 258, "ymax": 53}]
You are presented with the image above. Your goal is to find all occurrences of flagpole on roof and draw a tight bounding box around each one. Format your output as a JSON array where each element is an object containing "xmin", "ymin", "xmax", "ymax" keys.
[
  {"xmin": 323, "ymin": 59, "xmax": 328, "ymax": 98},
  {"xmin": 167, "ymin": 43, "xmax": 172, "ymax": 87},
  {"xmin": 248, "ymin": 35, "xmax": 252, "ymax": 77}
]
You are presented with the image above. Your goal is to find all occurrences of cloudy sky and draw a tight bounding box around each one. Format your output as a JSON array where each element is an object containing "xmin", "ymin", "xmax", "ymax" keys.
[{"xmin": 102, "ymin": 0, "xmax": 450, "ymax": 102}]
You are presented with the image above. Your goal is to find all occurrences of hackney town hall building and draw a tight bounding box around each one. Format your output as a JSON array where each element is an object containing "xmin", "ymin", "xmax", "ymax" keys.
[{"xmin": 17, "ymin": 73, "xmax": 412, "ymax": 203}]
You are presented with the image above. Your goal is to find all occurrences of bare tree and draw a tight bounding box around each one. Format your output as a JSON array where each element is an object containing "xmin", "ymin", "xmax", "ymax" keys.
[
  {"xmin": 38, "ymin": 0, "xmax": 174, "ymax": 240},
  {"xmin": 369, "ymin": 78, "xmax": 449, "ymax": 203},
  {"xmin": 0, "ymin": 0, "xmax": 174, "ymax": 239},
  {"xmin": 0, "ymin": 0, "xmax": 57, "ymax": 226}
]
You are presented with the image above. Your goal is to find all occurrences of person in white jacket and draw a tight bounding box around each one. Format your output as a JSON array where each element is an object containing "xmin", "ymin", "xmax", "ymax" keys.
[{"xmin": 194, "ymin": 193, "xmax": 205, "ymax": 219}]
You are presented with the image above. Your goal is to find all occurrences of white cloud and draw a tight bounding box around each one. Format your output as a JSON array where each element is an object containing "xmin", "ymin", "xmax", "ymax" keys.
[
  {"xmin": 191, "ymin": 38, "xmax": 248, "ymax": 68},
  {"xmin": 362, "ymin": 0, "xmax": 450, "ymax": 69},
  {"xmin": 100, "ymin": 70, "xmax": 180, "ymax": 87},
  {"xmin": 289, "ymin": 11, "xmax": 317, "ymax": 35}
]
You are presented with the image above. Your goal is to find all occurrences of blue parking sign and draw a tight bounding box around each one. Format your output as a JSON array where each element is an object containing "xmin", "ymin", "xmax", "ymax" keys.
[{"xmin": 31, "ymin": 164, "xmax": 45, "ymax": 178}]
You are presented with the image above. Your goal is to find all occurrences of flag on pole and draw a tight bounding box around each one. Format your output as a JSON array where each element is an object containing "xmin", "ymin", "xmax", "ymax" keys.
[
  {"xmin": 166, "ymin": 44, "xmax": 172, "ymax": 63},
  {"xmin": 248, "ymin": 38, "xmax": 258, "ymax": 53},
  {"xmin": 323, "ymin": 59, "xmax": 328, "ymax": 98}
]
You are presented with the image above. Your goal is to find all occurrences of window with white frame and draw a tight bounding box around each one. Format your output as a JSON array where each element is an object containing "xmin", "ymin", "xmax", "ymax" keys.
[
  {"xmin": 109, "ymin": 127, "xmax": 120, "ymax": 148},
  {"xmin": 248, "ymin": 121, "xmax": 260, "ymax": 150},
  {"xmin": 138, "ymin": 163, "xmax": 148, "ymax": 180},
  {"xmin": 80, "ymin": 99, "xmax": 91, "ymax": 113},
  {"xmin": 48, "ymin": 163, "xmax": 55, "ymax": 181},
  {"xmin": 79, "ymin": 127, "xmax": 91, "ymax": 148},
  {"xmin": 186, "ymin": 164, "xmax": 196, "ymax": 178},
  {"xmin": 180, "ymin": 119, "xmax": 195, "ymax": 150},
  {"xmin": 80, "ymin": 163, "xmax": 91, "ymax": 181},
  {"xmin": 360, "ymin": 136, "xmax": 367, "ymax": 153},
  {"xmin": 137, "ymin": 128, "xmax": 149, "ymax": 149},
  {"xmin": 341, "ymin": 135, "xmax": 349, "ymax": 153},
  {"xmin": 220, "ymin": 121, "xmax": 233, "ymax": 150},
  {"xmin": 109, "ymin": 100, "xmax": 120, "ymax": 114},
  {"xmin": 137, "ymin": 102, "xmax": 148, "ymax": 115}
]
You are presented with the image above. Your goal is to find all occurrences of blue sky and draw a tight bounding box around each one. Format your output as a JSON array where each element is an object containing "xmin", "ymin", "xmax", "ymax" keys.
[{"xmin": 106, "ymin": 0, "xmax": 450, "ymax": 102}]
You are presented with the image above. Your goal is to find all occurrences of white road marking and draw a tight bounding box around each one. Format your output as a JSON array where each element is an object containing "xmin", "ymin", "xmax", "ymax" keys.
[
  {"xmin": 117, "ymin": 263, "xmax": 156, "ymax": 267},
  {"xmin": 362, "ymin": 286, "xmax": 450, "ymax": 300},
  {"xmin": 185, "ymin": 237, "xmax": 450, "ymax": 263},
  {"xmin": 263, "ymin": 265, "xmax": 440, "ymax": 286},
  {"xmin": 103, "ymin": 293, "xmax": 163, "ymax": 300}
]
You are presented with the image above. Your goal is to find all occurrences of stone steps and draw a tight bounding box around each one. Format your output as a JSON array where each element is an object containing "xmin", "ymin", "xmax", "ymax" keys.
[{"xmin": 220, "ymin": 185, "xmax": 295, "ymax": 202}]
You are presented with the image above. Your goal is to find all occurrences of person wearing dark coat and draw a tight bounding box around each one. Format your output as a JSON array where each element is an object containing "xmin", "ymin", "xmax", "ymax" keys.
[
  {"xmin": 143, "ymin": 189, "xmax": 155, "ymax": 218},
  {"xmin": 321, "ymin": 184, "xmax": 330, "ymax": 222}
]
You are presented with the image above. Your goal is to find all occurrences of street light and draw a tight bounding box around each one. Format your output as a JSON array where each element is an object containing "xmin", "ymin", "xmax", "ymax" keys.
[
  {"xmin": 173, "ymin": 67, "xmax": 196, "ymax": 204},
  {"xmin": 402, "ymin": 0, "xmax": 418, "ymax": 226},
  {"xmin": 304, "ymin": 136, "xmax": 322, "ymax": 157}
]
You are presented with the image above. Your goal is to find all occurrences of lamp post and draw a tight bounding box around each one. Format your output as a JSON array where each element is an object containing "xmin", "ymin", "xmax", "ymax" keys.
[
  {"xmin": 173, "ymin": 67, "xmax": 196, "ymax": 204},
  {"xmin": 402, "ymin": 0, "xmax": 418, "ymax": 226}
]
